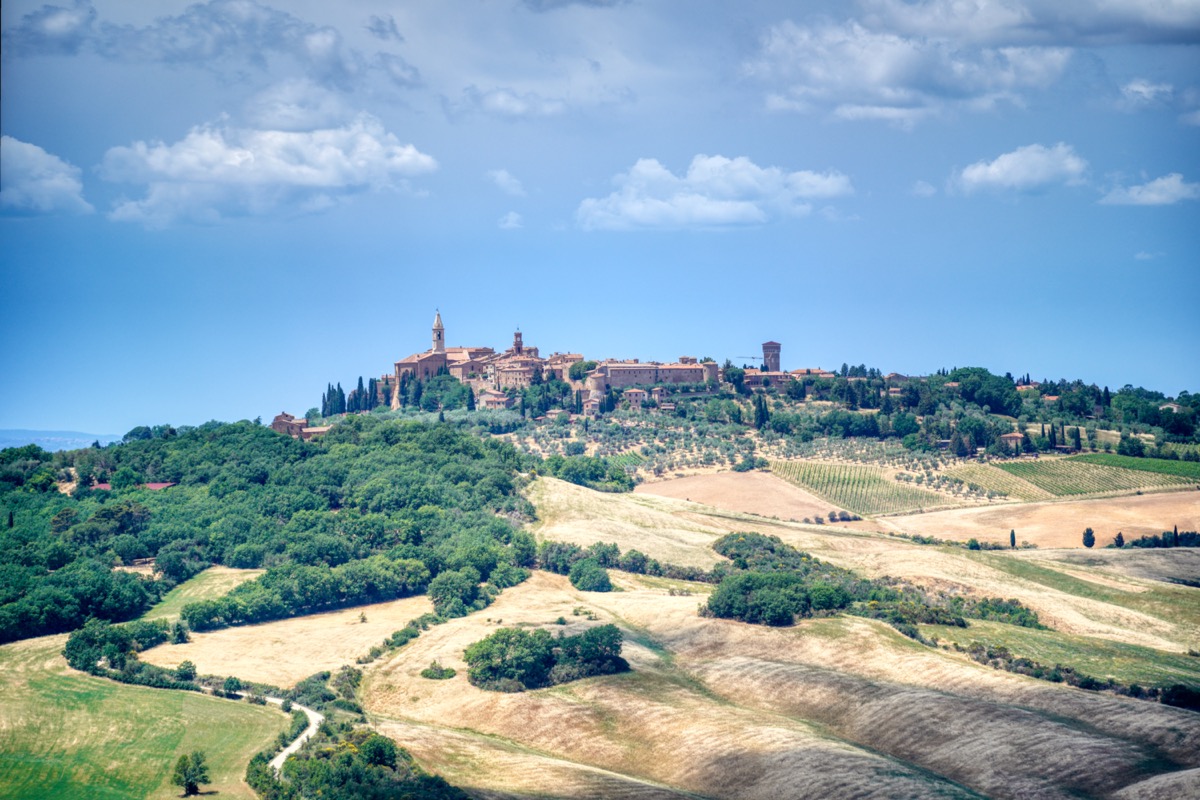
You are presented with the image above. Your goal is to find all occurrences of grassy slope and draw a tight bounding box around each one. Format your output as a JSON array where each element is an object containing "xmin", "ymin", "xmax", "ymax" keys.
[
  {"xmin": 351, "ymin": 479, "xmax": 1200, "ymax": 799},
  {"xmin": 923, "ymin": 619, "xmax": 1200, "ymax": 687},
  {"xmin": 141, "ymin": 566, "xmax": 264, "ymax": 622},
  {"xmin": 0, "ymin": 635, "xmax": 287, "ymax": 800}
]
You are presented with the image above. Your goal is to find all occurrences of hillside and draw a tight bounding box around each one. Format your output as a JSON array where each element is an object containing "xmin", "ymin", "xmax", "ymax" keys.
[{"xmin": 105, "ymin": 477, "xmax": 1200, "ymax": 799}]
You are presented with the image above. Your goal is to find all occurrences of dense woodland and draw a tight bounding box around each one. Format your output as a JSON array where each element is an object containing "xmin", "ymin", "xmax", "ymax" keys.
[{"xmin": 0, "ymin": 417, "xmax": 629, "ymax": 644}]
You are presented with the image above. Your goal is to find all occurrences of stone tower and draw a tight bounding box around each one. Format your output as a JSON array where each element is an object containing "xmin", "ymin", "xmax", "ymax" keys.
[
  {"xmin": 432, "ymin": 310, "xmax": 445, "ymax": 353},
  {"xmin": 762, "ymin": 341, "xmax": 781, "ymax": 373},
  {"xmin": 513, "ymin": 329, "xmax": 523, "ymax": 355}
]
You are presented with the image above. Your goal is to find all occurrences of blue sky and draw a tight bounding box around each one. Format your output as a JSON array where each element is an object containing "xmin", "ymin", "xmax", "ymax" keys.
[{"xmin": 2, "ymin": 0, "xmax": 1198, "ymax": 434}]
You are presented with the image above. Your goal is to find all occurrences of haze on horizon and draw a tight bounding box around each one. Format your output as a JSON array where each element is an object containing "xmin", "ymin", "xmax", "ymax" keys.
[{"xmin": 2, "ymin": 0, "xmax": 1197, "ymax": 435}]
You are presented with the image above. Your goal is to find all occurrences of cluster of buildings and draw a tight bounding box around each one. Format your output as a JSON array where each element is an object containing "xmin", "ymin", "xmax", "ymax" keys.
[
  {"xmin": 271, "ymin": 311, "xmax": 832, "ymax": 436},
  {"xmin": 387, "ymin": 312, "xmax": 828, "ymax": 415}
]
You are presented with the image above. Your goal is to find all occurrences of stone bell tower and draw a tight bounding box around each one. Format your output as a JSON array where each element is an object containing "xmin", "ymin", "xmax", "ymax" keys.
[{"xmin": 432, "ymin": 310, "xmax": 445, "ymax": 353}]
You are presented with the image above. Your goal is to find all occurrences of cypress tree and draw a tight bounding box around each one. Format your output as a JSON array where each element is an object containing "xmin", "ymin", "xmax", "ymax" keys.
[
  {"xmin": 1010, "ymin": 529, "xmax": 1016, "ymax": 549},
  {"xmin": 466, "ymin": 387, "xmax": 476, "ymax": 411},
  {"xmin": 1082, "ymin": 528, "xmax": 1095, "ymax": 548},
  {"xmin": 1114, "ymin": 531, "xmax": 1124, "ymax": 548}
]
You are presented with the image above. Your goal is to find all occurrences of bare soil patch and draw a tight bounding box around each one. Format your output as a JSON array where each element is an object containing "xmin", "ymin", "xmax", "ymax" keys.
[
  {"xmin": 141, "ymin": 595, "xmax": 433, "ymax": 687},
  {"xmin": 883, "ymin": 490, "xmax": 1200, "ymax": 549},
  {"xmin": 634, "ymin": 471, "xmax": 870, "ymax": 528}
]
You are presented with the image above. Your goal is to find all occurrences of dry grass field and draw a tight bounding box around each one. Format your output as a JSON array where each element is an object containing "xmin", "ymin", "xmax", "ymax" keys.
[
  {"xmin": 360, "ymin": 569, "xmax": 1200, "ymax": 800},
  {"xmin": 141, "ymin": 594, "xmax": 434, "ymax": 686},
  {"xmin": 634, "ymin": 471, "xmax": 860, "ymax": 525},
  {"xmin": 120, "ymin": 476, "xmax": 1200, "ymax": 798},
  {"xmin": 883, "ymin": 490, "xmax": 1200, "ymax": 549}
]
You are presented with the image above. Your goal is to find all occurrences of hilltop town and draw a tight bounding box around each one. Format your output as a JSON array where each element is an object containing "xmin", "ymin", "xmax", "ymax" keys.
[{"xmin": 272, "ymin": 311, "xmax": 838, "ymax": 437}]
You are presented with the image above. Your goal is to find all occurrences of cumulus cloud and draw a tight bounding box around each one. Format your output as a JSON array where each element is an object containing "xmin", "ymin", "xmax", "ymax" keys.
[
  {"xmin": 4, "ymin": 0, "xmax": 363, "ymax": 88},
  {"xmin": 498, "ymin": 211, "xmax": 523, "ymax": 229},
  {"xmin": 0, "ymin": 136, "xmax": 93, "ymax": 215},
  {"xmin": 860, "ymin": 0, "xmax": 1200, "ymax": 45},
  {"xmin": 99, "ymin": 114, "xmax": 436, "ymax": 226},
  {"xmin": 1, "ymin": 0, "xmax": 96, "ymax": 55},
  {"xmin": 746, "ymin": 20, "xmax": 1071, "ymax": 126},
  {"xmin": 487, "ymin": 169, "xmax": 526, "ymax": 196},
  {"xmin": 956, "ymin": 143, "xmax": 1087, "ymax": 193},
  {"xmin": 1100, "ymin": 173, "xmax": 1200, "ymax": 205},
  {"xmin": 576, "ymin": 154, "xmax": 853, "ymax": 231}
]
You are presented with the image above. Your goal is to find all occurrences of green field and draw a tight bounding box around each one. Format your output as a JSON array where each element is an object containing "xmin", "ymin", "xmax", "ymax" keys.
[
  {"xmin": 944, "ymin": 463, "xmax": 1054, "ymax": 502},
  {"xmin": 142, "ymin": 566, "xmax": 264, "ymax": 622},
  {"xmin": 771, "ymin": 460, "xmax": 955, "ymax": 516},
  {"xmin": 1070, "ymin": 453, "xmax": 1200, "ymax": 480},
  {"xmin": 994, "ymin": 458, "xmax": 1193, "ymax": 497},
  {"xmin": 924, "ymin": 619, "xmax": 1200, "ymax": 688},
  {"xmin": 0, "ymin": 636, "xmax": 288, "ymax": 800}
]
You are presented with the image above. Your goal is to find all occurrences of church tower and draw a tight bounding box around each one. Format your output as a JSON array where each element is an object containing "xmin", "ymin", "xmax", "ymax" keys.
[
  {"xmin": 513, "ymin": 329, "xmax": 523, "ymax": 355},
  {"xmin": 432, "ymin": 310, "xmax": 445, "ymax": 353}
]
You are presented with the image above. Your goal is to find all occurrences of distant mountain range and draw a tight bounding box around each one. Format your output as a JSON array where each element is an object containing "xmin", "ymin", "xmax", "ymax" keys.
[{"xmin": 0, "ymin": 430, "xmax": 121, "ymax": 452}]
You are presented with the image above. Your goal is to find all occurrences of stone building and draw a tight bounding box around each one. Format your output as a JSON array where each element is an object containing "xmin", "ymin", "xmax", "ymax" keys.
[{"xmin": 762, "ymin": 341, "xmax": 781, "ymax": 373}]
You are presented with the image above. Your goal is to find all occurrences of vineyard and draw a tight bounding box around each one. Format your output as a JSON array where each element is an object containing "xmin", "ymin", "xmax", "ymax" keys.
[
  {"xmin": 945, "ymin": 463, "xmax": 1054, "ymax": 502},
  {"xmin": 771, "ymin": 460, "xmax": 958, "ymax": 516},
  {"xmin": 995, "ymin": 459, "xmax": 1194, "ymax": 497},
  {"xmin": 1070, "ymin": 453, "xmax": 1200, "ymax": 480}
]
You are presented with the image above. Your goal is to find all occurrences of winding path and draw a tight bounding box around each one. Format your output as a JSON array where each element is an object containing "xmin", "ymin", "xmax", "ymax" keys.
[
  {"xmin": 266, "ymin": 697, "xmax": 324, "ymax": 773},
  {"xmin": 233, "ymin": 692, "xmax": 324, "ymax": 773}
]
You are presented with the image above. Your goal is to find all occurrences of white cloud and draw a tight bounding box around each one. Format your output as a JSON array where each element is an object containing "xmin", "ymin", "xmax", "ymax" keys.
[
  {"xmin": 860, "ymin": 0, "xmax": 1200, "ymax": 45},
  {"xmin": 1134, "ymin": 251, "xmax": 1164, "ymax": 260},
  {"xmin": 2, "ymin": 0, "xmax": 96, "ymax": 55},
  {"xmin": 911, "ymin": 180, "xmax": 937, "ymax": 197},
  {"xmin": 498, "ymin": 211, "xmax": 523, "ymax": 229},
  {"xmin": 487, "ymin": 169, "xmax": 526, "ymax": 196},
  {"xmin": 99, "ymin": 114, "xmax": 436, "ymax": 226},
  {"xmin": 1120, "ymin": 79, "xmax": 1173, "ymax": 108},
  {"xmin": 957, "ymin": 142, "xmax": 1087, "ymax": 192},
  {"xmin": 1101, "ymin": 173, "xmax": 1200, "ymax": 205},
  {"xmin": 244, "ymin": 80, "xmax": 349, "ymax": 131},
  {"xmin": 0, "ymin": 135, "xmax": 93, "ymax": 215},
  {"xmin": 450, "ymin": 86, "xmax": 568, "ymax": 118},
  {"xmin": 1180, "ymin": 109, "xmax": 1200, "ymax": 126},
  {"xmin": 746, "ymin": 20, "xmax": 1070, "ymax": 126},
  {"xmin": 4, "ymin": 0, "xmax": 364, "ymax": 88},
  {"xmin": 577, "ymin": 154, "xmax": 853, "ymax": 231}
]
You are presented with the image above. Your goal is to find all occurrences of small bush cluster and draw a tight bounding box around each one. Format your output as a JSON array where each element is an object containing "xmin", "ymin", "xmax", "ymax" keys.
[
  {"xmin": 464, "ymin": 624, "xmax": 629, "ymax": 692},
  {"xmin": 420, "ymin": 661, "xmax": 457, "ymax": 680}
]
